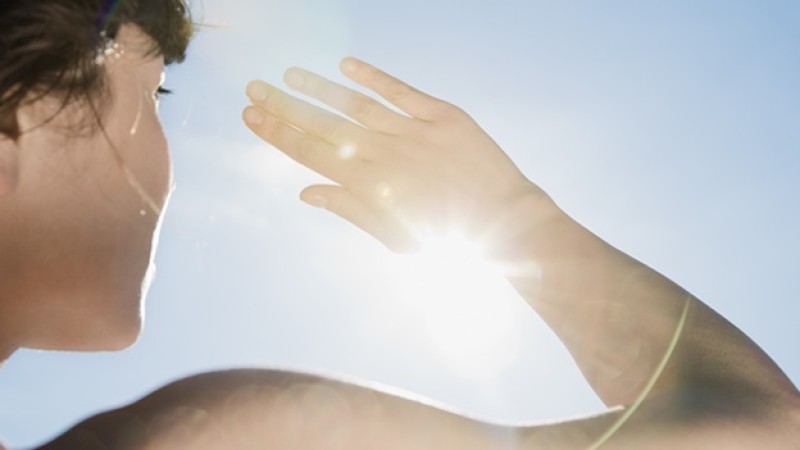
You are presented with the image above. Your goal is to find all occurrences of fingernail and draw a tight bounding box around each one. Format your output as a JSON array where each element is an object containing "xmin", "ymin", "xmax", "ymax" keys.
[
  {"xmin": 246, "ymin": 82, "xmax": 268, "ymax": 101},
  {"xmin": 243, "ymin": 107, "xmax": 263, "ymax": 125},
  {"xmin": 340, "ymin": 57, "xmax": 359, "ymax": 74},
  {"xmin": 302, "ymin": 194, "xmax": 327, "ymax": 209},
  {"xmin": 284, "ymin": 69, "xmax": 305, "ymax": 89}
]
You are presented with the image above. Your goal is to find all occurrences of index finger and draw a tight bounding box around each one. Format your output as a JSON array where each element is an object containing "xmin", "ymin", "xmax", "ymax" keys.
[
  {"xmin": 284, "ymin": 67, "xmax": 412, "ymax": 133},
  {"xmin": 339, "ymin": 57, "xmax": 450, "ymax": 121}
]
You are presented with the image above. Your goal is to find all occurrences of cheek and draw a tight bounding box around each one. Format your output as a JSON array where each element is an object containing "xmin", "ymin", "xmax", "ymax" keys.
[
  {"xmin": 145, "ymin": 120, "xmax": 172, "ymax": 199},
  {"xmin": 126, "ymin": 108, "xmax": 172, "ymax": 210},
  {"xmin": 108, "ymin": 81, "xmax": 172, "ymax": 212}
]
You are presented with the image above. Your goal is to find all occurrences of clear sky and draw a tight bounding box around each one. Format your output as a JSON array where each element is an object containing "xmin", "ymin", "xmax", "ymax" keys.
[{"xmin": 2, "ymin": 0, "xmax": 798, "ymax": 447}]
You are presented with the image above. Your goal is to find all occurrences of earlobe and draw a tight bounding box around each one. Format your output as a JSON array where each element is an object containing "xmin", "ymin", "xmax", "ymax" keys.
[{"xmin": 0, "ymin": 136, "xmax": 20, "ymax": 197}]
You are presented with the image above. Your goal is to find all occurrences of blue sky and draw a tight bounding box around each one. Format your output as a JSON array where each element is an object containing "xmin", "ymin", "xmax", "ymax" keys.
[{"xmin": 1, "ymin": 1, "xmax": 799, "ymax": 447}]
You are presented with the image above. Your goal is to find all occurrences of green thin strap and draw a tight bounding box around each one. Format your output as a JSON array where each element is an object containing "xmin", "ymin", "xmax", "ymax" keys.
[{"xmin": 587, "ymin": 296, "xmax": 692, "ymax": 450}]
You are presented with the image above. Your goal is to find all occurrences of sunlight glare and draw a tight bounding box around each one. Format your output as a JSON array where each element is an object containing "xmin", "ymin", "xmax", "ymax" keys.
[
  {"xmin": 388, "ymin": 232, "xmax": 524, "ymax": 380},
  {"xmin": 337, "ymin": 144, "xmax": 356, "ymax": 160}
]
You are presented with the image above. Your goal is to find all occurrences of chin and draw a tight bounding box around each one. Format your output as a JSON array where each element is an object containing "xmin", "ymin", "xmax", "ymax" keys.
[
  {"xmin": 95, "ymin": 309, "xmax": 145, "ymax": 351},
  {"xmin": 31, "ymin": 288, "xmax": 147, "ymax": 353},
  {"xmin": 88, "ymin": 255, "xmax": 155, "ymax": 351},
  {"xmin": 64, "ymin": 312, "xmax": 143, "ymax": 352},
  {"xmin": 29, "ymin": 320, "xmax": 143, "ymax": 353},
  {"xmin": 93, "ymin": 289, "xmax": 147, "ymax": 351}
]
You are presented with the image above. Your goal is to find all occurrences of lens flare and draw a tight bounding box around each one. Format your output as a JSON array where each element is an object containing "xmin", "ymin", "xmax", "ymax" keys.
[
  {"xmin": 387, "ymin": 232, "xmax": 524, "ymax": 380},
  {"xmin": 98, "ymin": 0, "xmax": 126, "ymax": 30},
  {"xmin": 336, "ymin": 144, "xmax": 356, "ymax": 160}
]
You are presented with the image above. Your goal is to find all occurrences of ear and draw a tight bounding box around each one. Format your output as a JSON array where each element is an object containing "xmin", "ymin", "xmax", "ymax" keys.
[{"xmin": 0, "ymin": 135, "xmax": 20, "ymax": 197}]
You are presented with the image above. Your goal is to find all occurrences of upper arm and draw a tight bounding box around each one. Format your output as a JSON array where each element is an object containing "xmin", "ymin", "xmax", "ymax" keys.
[{"xmin": 37, "ymin": 369, "xmax": 800, "ymax": 450}]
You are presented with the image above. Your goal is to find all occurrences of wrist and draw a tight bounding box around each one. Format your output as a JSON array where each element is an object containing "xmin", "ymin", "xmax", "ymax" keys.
[{"xmin": 481, "ymin": 185, "xmax": 570, "ymax": 259}]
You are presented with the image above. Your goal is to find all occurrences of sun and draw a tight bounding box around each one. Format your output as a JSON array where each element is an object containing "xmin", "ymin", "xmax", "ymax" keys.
[{"xmin": 385, "ymin": 231, "xmax": 525, "ymax": 380}]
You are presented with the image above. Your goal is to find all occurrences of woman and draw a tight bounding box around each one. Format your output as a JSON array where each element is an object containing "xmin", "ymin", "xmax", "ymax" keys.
[
  {"xmin": 0, "ymin": 0, "xmax": 191, "ymax": 358},
  {"xmin": 1, "ymin": 1, "xmax": 798, "ymax": 449}
]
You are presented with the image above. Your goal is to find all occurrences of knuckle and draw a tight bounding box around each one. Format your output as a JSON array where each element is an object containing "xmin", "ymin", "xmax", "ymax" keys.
[
  {"xmin": 340, "ymin": 157, "xmax": 363, "ymax": 179},
  {"xmin": 294, "ymin": 138, "xmax": 318, "ymax": 164},
  {"xmin": 261, "ymin": 116, "xmax": 281, "ymax": 135},
  {"xmin": 361, "ymin": 67, "xmax": 379, "ymax": 86},
  {"xmin": 350, "ymin": 97, "xmax": 377, "ymax": 121},
  {"xmin": 385, "ymin": 81, "xmax": 412, "ymax": 102},
  {"xmin": 310, "ymin": 115, "xmax": 338, "ymax": 139},
  {"xmin": 264, "ymin": 94, "xmax": 286, "ymax": 115},
  {"xmin": 432, "ymin": 102, "xmax": 465, "ymax": 121},
  {"xmin": 304, "ymin": 77, "xmax": 322, "ymax": 95}
]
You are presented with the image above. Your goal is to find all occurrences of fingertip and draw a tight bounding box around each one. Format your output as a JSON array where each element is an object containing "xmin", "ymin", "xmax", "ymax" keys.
[
  {"xmin": 340, "ymin": 57, "xmax": 361, "ymax": 75},
  {"xmin": 242, "ymin": 106, "xmax": 264, "ymax": 126},
  {"xmin": 246, "ymin": 80, "xmax": 268, "ymax": 101},
  {"xmin": 283, "ymin": 67, "xmax": 305, "ymax": 90},
  {"xmin": 299, "ymin": 191, "xmax": 328, "ymax": 209}
]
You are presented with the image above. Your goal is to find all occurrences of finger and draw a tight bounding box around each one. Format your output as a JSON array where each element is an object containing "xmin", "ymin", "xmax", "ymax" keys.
[
  {"xmin": 300, "ymin": 184, "xmax": 420, "ymax": 254},
  {"xmin": 284, "ymin": 67, "xmax": 412, "ymax": 133},
  {"xmin": 339, "ymin": 57, "xmax": 452, "ymax": 121},
  {"xmin": 245, "ymin": 80, "xmax": 368, "ymax": 147},
  {"xmin": 243, "ymin": 106, "xmax": 365, "ymax": 186}
]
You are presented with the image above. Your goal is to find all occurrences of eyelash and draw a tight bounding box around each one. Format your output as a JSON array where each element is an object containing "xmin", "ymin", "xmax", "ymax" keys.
[{"xmin": 155, "ymin": 87, "xmax": 173, "ymax": 98}]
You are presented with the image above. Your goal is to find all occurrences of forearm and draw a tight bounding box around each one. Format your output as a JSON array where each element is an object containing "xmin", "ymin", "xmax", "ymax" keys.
[
  {"xmin": 519, "ymin": 393, "xmax": 800, "ymax": 449},
  {"xmin": 491, "ymin": 192, "xmax": 799, "ymax": 409},
  {"xmin": 239, "ymin": 57, "xmax": 799, "ymax": 435}
]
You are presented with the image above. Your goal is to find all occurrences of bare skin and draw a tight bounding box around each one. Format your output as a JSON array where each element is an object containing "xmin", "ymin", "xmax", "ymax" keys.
[
  {"xmin": 0, "ymin": 26, "xmax": 172, "ymax": 355},
  {"xmin": 36, "ymin": 59, "xmax": 800, "ymax": 448}
]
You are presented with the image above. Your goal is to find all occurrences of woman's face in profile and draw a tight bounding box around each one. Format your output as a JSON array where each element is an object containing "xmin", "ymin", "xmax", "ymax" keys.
[{"xmin": 0, "ymin": 25, "xmax": 172, "ymax": 352}]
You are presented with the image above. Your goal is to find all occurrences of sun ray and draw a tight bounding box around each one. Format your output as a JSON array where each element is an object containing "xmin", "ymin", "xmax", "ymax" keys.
[{"xmin": 384, "ymin": 231, "xmax": 525, "ymax": 380}]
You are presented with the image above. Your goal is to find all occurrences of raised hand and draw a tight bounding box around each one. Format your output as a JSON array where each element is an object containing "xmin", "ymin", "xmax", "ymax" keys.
[{"xmin": 242, "ymin": 57, "xmax": 549, "ymax": 252}]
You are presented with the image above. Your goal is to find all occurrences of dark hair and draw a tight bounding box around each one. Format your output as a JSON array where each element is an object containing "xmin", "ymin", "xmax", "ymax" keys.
[{"xmin": 0, "ymin": 0, "xmax": 193, "ymax": 140}]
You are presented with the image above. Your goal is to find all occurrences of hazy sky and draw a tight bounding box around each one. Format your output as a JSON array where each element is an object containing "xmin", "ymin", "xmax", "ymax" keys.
[{"xmin": 2, "ymin": 1, "xmax": 798, "ymax": 447}]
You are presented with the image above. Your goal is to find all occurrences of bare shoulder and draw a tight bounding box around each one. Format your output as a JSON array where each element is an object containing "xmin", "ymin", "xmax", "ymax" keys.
[
  {"xmin": 36, "ymin": 369, "xmax": 503, "ymax": 450},
  {"xmin": 35, "ymin": 369, "xmax": 357, "ymax": 449},
  {"xmin": 35, "ymin": 369, "xmax": 800, "ymax": 449}
]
